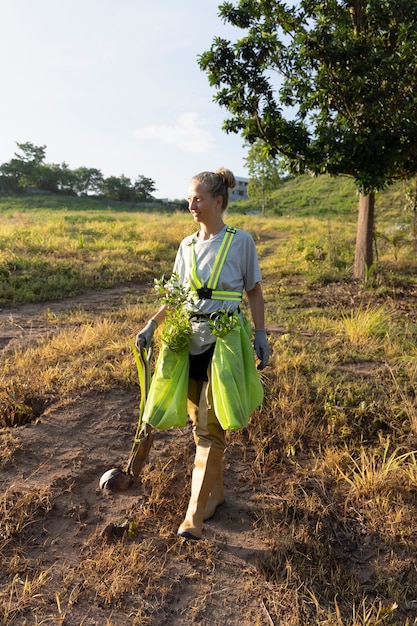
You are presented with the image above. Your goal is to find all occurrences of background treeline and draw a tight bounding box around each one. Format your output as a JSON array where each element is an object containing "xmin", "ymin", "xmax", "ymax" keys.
[{"xmin": 0, "ymin": 141, "xmax": 158, "ymax": 203}]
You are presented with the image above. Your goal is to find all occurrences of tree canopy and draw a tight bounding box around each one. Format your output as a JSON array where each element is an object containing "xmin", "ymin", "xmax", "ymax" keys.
[
  {"xmin": 199, "ymin": 0, "xmax": 417, "ymax": 195},
  {"xmin": 0, "ymin": 142, "xmax": 158, "ymax": 202},
  {"xmin": 245, "ymin": 140, "xmax": 286, "ymax": 214}
]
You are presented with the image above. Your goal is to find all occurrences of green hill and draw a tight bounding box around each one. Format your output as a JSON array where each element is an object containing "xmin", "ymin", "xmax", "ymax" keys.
[
  {"xmin": 0, "ymin": 173, "xmax": 413, "ymax": 221},
  {"xmin": 231, "ymin": 174, "xmax": 412, "ymax": 219}
]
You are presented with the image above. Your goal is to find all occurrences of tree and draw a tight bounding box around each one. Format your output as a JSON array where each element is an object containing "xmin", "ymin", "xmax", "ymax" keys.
[
  {"xmin": 14, "ymin": 142, "xmax": 46, "ymax": 169},
  {"xmin": 0, "ymin": 161, "xmax": 21, "ymax": 191},
  {"xmin": 133, "ymin": 175, "xmax": 157, "ymax": 202},
  {"xmin": 71, "ymin": 167, "xmax": 104, "ymax": 196},
  {"xmin": 32, "ymin": 163, "xmax": 62, "ymax": 194},
  {"xmin": 99, "ymin": 175, "xmax": 132, "ymax": 201},
  {"xmin": 199, "ymin": 0, "xmax": 417, "ymax": 279},
  {"xmin": 245, "ymin": 140, "xmax": 286, "ymax": 215},
  {"xmin": 0, "ymin": 142, "xmax": 158, "ymax": 204},
  {"xmin": 0, "ymin": 142, "xmax": 47, "ymax": 190}
]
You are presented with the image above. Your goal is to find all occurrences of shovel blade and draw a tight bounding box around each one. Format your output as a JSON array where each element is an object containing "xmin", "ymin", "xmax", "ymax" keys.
[{"xmin": 126, "ymin": 423, "xmax": 154, "ymax": 477}]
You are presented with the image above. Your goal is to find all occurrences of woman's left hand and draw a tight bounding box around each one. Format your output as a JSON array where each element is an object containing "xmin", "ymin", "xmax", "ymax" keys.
[{"xmin": 254, "ymin": 330, "xmax": 270, "ymax": 370}]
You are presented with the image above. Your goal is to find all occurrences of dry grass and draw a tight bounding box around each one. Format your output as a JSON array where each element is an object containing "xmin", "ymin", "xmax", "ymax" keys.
[
  {"xmin": 339, "ymin": 304, "xmax": 392, "ymax": 346},
  {"xmin": 0, "ymin": 486, "xmax": 54, "ymax": 624},
  {"xmin": 1, "ymin": 303, "xmax": 155, "ymax": 409},
  {"xmin": 1, "ymin": 209, "xmax": 417, "ymax": 624},
  {"xmin": 0, "ymin": 431, "xmax": 21, "ymax": 466},
  {"xmin": 0, "ymin": 485, "xmax": 53, "ymax": 540}
]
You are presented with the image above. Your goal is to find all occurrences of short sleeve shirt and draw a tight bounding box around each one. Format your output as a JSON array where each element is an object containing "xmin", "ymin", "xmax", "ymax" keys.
[{"xmin": 173, "ymin": 225, "xmax": 262, "ymax": 354}]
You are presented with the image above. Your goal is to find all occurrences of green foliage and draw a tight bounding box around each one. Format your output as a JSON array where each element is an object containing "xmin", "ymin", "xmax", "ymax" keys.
[
  {"xmin": 153, "ymin": 274, "xmax": 192, "ymax": 351},
  {"xmin": 153, "ymin": 273, "xmax": 191, "ymax": 309},
  {"xmin": 159, "ymin": 309, "xmax": 192, "ymax": 352},
  {"xmin": 71, "ymin": 166, "xmax": 103, "ymax": 196},
  {"xmin": 98, "ymin": 174, "xmax": 132, "ymax": 201},
  {"xmin": 245, "ymin": 139, "xmax": 287, "ymax": 214},
  {"xmin": 134, "ymin": 175, "xmax": 157, "ymax": 202},
  {"xmin": 199, "ymin": 0, "xmax": 417, "ymax": 194},
  {"xmin": 0, "ymin": 141, "xmax": 157, "ymax": 202},
  {"xmin": 208, "ymin": 309, "xmax": 240, "ymax": 338}
]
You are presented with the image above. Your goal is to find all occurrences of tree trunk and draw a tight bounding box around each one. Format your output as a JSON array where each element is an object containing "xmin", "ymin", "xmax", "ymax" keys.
[{"xmin": 354, "ymin": 192, "xmax": 375, "ymax": 280}]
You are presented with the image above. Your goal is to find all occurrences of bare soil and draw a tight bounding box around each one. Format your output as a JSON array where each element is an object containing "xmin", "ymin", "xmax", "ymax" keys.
[
  {"xmin": 3, "ymin": 279, "xmax": 417, "ymax": 625},
  {"xmin": 0, "ymin": 287, "xmax": 276, "ymax": 626}
]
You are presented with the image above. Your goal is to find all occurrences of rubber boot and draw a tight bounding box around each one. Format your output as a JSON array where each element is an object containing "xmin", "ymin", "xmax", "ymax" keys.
[
  {"xmin": 203, "ymin": 452, "xmax": 224, "ymax": 521},
  {"xmin": 177, "ymin": 446, "xmax": 223, "ymax": 540}
]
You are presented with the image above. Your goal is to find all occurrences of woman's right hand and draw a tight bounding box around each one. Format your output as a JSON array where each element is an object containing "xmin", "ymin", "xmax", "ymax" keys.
[{"xmin": 136, "ymin": 319, "xmax": 157, "ymax": 348}]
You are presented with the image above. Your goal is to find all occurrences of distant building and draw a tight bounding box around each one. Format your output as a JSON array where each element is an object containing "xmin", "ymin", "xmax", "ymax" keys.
[{"xmin": 229, "ymin": 176, "xmax": 248, "ymax": 202}]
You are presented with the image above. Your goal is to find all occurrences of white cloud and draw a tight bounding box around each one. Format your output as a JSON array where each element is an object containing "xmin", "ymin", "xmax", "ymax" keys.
[{"xmin": 133, "ymin": 113, "xmax": 216, "ymax": 154}]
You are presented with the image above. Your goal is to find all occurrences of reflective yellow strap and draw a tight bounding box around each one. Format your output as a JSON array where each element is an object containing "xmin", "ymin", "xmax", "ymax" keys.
[
  {"xmin": 207, "ymin": 226, "xmax": 236, "ymax": 290},
  {"xmin": 188, "ymin": 226, "xmax": 242, "ymax": 301},
  {"xmin": 189, "ymin": 240, "xmax": 203, "ymax": 291},
  {"xmin": 211, "ymin": 291, "xmax": 242, "ymax": 301}
]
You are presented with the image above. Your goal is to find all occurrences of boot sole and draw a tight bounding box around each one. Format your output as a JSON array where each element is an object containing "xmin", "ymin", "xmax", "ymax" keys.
[{"xmin": 177, "ymin": 531, "xmax": 201, "ymax": 541}]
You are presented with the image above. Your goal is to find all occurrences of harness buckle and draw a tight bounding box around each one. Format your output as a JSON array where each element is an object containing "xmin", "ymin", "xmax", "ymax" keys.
[{"xmin": 196, "ymin": 286, "xmax": 213, "ymax": 299}]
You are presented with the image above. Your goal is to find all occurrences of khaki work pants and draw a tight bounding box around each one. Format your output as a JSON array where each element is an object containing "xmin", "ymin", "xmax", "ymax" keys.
[{"xmin": 187, "ymin": 375, "xmax": 225, "ymax": 451}]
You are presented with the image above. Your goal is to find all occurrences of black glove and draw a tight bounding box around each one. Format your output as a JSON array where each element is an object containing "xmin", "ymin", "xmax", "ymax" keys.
[
  {"xmin": 136, "ymin": 319, "xmax": 157, "ymax": 348},
  {"xmin": 254, "ymin": 329, "xmax": 270, "ymax": 370}
]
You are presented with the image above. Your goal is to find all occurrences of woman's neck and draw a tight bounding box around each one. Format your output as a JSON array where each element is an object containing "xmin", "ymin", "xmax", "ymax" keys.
[{"xmin": 198, "ymin": 219, "xmax": 225, "ymax": 241}]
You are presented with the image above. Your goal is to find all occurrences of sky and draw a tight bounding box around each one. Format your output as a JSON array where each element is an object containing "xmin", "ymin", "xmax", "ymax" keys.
[{"xmin": 0, "ymin": 1, "xmax": 250, "ymax": 200}]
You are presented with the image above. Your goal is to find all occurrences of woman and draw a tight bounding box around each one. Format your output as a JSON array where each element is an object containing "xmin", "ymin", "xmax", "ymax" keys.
[{"xmin": 137, "ymin": 167, "xmax": 269, "ymax": 540}]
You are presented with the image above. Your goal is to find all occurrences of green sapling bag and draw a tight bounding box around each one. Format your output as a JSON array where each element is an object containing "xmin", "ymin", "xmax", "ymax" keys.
[
  {"xmin": 142, "ymin": 343, "xmax": 189, "ymax": 430},
  {"xmin": 211, "ymin": 314, "xmax": 264, "ymax": 430}
]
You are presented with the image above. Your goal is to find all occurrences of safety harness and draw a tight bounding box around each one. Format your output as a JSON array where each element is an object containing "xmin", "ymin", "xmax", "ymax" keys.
[{"xmin": 189, "ymin": 226, "xmax": 242, "ymax": 302}]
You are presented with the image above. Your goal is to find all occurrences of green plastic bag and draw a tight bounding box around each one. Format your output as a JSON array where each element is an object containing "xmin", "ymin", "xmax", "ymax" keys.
[
  {"xmin": 142, "ymin": 343, "xmax": 189, "ymax": 430},
  {"xmin": 211, "ymin": 316, "xmax": 264, "ymax": 430}
]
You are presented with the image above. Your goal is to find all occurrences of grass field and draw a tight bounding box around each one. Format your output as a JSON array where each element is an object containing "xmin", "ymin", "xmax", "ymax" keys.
[{"xmin": 1, "ymin": 180, "xmax": 417, "ymax": 625}]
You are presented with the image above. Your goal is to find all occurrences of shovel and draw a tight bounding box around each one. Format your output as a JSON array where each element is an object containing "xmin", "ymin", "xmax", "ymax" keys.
[
  {"xmin": 125, "ymin": 343, "xmax": 154, "ymax": 476},
  {"xmin": 99, "ymin": 343, "xmax": 154, "ymax": 492}
]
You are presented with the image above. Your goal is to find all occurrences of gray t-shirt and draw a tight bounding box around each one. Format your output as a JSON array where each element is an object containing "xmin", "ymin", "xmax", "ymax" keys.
[{"xmin": 173, "ymin": 225, "xmax": 262, "ymax": 354}]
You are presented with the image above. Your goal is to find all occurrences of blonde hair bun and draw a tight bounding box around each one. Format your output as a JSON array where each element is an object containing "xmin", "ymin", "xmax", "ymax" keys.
[{"xmin": 215, "ymin": 167, "xmax": 236, "ymax": 189}]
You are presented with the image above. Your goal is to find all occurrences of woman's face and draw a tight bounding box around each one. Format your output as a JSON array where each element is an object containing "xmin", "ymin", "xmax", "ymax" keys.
[{"xmin": 187, "ymin": 181, "xmax": 223, "ymax": 224}]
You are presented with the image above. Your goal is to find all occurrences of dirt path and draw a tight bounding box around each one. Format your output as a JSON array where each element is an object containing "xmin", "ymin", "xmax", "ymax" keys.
[
  {"xmin": 1, "ymin": 287, "xmax": 273, "ymax": 626},
  {"xmin": 0, "ymin": 283, "xmax": 148, "ymax": 352}
]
